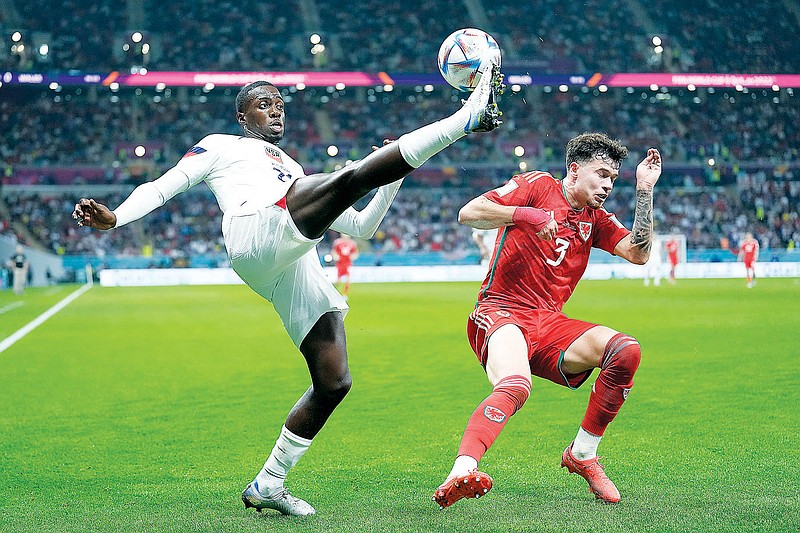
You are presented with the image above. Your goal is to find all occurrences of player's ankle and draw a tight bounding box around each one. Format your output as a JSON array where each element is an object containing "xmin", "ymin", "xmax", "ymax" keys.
[
  {"xmin": 447, "ymin": 455, "xmax": 478, "ymax": 480},
  {"xmin": 571, "ymin": 428, "xmax": 601, "ymax": 460}
]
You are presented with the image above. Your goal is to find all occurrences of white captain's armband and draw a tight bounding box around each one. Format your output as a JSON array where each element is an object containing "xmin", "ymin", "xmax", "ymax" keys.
[{"xmin": 493, "ymin": 180, "xmax": 519, "ymax": 197}]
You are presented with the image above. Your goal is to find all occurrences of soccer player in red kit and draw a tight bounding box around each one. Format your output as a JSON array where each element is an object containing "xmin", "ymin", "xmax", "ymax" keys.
[
  {"xmin": 332, "ymin": 233, "xmax": 359, "ymax": 296},
  {"xmin": 433, "ymin": 133, "xmax": 662, "ymax": 507},
  {"xmin": 665, "ymin": 237, "xmax": 680, "ymax": 284},
  {"xmin": 737, "ymin": 232, "xmax": 759, "ymax": 288}
]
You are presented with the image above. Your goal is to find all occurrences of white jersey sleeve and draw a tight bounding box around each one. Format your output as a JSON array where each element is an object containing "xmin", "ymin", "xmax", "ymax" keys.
[
  {"xmin": 171, "ymin": 136, "xmax": 222, "ymax": 187},
  {"xmin": 112, "ymin": 136, "xmax": 222, "ymax": 228},
  {"xmin": 329, "ymin": 179, "xmax": 403, "ymax": 239}
]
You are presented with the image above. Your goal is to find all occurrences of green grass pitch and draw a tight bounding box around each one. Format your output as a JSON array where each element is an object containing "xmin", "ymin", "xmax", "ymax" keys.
[{"xmin": 1, "ymin": 278, "xmax": 798, "ymax": 532}]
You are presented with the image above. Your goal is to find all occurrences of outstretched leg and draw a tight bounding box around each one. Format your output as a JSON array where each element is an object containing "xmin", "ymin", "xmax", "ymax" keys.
[
  {"xmin": 244, "ymin": 312, "xmax": 351, "ymax": 515},
  {"xmin": 287, "ymin": 65, "xmax": 504, "ymax": 239},
  {"xmin": 434, "ymin": 323, "xmax": 531, "ymax": 509}
]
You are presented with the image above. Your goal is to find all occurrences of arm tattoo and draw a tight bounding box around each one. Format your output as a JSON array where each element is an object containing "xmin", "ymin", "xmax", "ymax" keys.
[{"xmin": 630, "ymin": 189, "xmax": 654, "ymax": 253}]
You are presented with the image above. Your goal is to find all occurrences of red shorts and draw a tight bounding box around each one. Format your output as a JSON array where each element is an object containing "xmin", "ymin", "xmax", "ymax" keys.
[
  {"xmin": 467, "ymin": 304, "xmax": 597, "ymax": 389},
  {"xmin": 744, "ymin": 259, "xmax": 755, "ymax": 269},
  {"xmin": 336, "ymin": 262, "xmax": 351, "ymax": 278}
]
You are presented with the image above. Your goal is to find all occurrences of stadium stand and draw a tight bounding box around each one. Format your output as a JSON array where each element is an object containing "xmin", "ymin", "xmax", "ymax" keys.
[
  {"xmin": 4, "ymin": 0, "xmax": 800, "ymax": 73},
  {"xmin": 1, "ymin": 0, "xmax": 799, "ymax": 277}
]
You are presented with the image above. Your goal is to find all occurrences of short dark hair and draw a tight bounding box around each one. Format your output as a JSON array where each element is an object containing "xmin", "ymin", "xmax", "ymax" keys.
[
  {"xmin": 566, "ymin": 133, "xmax": 629, "ymax": 169},
  {"xmin": 235, "ymin": 81, "xmax": 278, "ymax": 114}
]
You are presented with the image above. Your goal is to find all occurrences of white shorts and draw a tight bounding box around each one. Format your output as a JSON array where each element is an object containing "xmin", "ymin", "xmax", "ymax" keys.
[{"xmin": 222, "ymin": 204, "xmax": 349, "ymax": 347}]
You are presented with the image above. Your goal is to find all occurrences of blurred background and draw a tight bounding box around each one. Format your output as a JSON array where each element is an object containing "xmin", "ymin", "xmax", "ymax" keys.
[{"xmin": 1, "ymin": 0, "xmax": 798, "ymax": 287}]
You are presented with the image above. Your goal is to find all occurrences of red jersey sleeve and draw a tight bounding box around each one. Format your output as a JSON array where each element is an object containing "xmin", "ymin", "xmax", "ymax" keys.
[
  {"xmin": 591, "ymin": 208, "xmax": 631, "ymax": 255},
  {"xmin": 483, "ymin": 171, "xmax": 554, "ymax": 208}
]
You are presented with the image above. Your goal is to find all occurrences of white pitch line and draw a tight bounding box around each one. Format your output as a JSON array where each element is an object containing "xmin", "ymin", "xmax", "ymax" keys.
[{"xmin": 0, "ymin": 282, "xmax": 93, "ymax": 354}]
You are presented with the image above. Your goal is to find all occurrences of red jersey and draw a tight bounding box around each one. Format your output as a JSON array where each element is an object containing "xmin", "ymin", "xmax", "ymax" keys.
[
  {"xmin": 477, "ymin": 171, "xmax": 630, "ymax": 312},
  {"xmin": 741, "ymin": 239, "xmax": 759, "ymax": 262},
  {"xmin": 665, "ymin": 239, "xmax": 679, "ymax": 264},
  {"xmin": 332, "ymin": 238, "xmax": 358, "ymax": 266}
]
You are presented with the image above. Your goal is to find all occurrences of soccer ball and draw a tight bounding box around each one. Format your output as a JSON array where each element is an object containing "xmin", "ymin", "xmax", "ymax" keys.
[{"xmin": 437, "ymin": 28, "xmax": 501, "ymax": 92}]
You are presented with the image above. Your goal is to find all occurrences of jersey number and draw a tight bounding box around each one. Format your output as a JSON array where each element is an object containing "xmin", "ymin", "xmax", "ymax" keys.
[
  {"xmin": 546, "ymin": 238, "xmax": 570, "ymax": 267},
  {"xmin": 273, "ymin": 166, "xmax": 292, "ymax": 182}
]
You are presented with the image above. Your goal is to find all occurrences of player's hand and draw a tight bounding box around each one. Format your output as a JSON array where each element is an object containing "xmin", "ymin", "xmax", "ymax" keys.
[
  {"xmin": 371, "ymin": 139, "xmax": 395, "ymax": 151},
  {"xmin": 73, "ymin": 198, "xmax": 116, "ymax": 230},
  {"xmin": 535, "ymin": 218, "xmax": 559, "ymax": 241},
  {"xmin": 635, "ymin": 148, "xmax": 662, "ymax": 190}
]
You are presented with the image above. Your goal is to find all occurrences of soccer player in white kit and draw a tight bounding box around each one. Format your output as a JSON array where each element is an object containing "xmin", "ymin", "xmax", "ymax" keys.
[
  {"xmin": 643, "ymin": 236, "xmax": 663, "ymax": 286},
  {"xmin": 73, "ymin": 67, "xmax": 504, "ymax": 516}
]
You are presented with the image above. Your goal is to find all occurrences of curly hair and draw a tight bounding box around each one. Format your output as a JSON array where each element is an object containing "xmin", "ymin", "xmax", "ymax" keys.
[{"xmin": 566, "ymin": 133, "xmax": 629, "ymax": 169}]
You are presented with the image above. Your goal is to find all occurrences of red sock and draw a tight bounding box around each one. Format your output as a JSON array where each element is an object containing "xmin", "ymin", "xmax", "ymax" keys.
[
  {"xmin": 581, "ymin": 333, "xmax": 641, "ymax": 436},
  {"xmin": 457, "ymin": 375, "xmax": 531, "ymax": 461}
]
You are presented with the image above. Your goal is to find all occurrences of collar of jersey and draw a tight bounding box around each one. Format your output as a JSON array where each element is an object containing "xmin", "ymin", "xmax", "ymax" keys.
[{"xmin": 560, "ymin": 180, "xmax": 585, "ymax": 213}]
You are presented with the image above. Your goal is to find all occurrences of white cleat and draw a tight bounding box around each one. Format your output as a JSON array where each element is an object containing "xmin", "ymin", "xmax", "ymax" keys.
[
  {"xmin": 242, "ymin": 482, "xmax": 316, "ymax": 516},
  {"xmin": 462, "ymin": 61, "xmax": 505, "ymax": 133}
]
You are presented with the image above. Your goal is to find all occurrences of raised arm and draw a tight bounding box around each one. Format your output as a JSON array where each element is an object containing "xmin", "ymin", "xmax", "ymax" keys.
[
  {"xmin": 614, "ymin": 148, "xmax": 662, "ymax": 264},
  {"xmin": 73, "ymin": 168, "xmax": 191, "ymax": 230}
]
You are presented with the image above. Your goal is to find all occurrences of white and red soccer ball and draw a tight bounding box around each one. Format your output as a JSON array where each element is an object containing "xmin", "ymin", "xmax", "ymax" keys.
[{"xmin": 437, "ymin": 28, "xmax": 501, "ymax": 92}]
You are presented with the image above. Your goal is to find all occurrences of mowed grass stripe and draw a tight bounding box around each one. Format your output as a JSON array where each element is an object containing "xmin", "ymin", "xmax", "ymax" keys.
[{"xmin": 0, "ymin": 279, "xmax": 798, "ymax": 532}]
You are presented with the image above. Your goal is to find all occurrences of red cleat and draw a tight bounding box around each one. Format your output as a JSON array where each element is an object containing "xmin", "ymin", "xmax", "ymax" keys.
[
  {"xmin": 561, "ymin": 443, "xmax": 621, "ymax": 503},
  {"xmin": 432, "ymin": 470, "xmax": 493, "ymax": 509}
]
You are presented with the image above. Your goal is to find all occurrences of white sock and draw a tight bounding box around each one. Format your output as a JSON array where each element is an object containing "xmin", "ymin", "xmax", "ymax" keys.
[
  {"xmin": 571, "ymin": 427, "xmax": 602, "ymax": 460},
  {"xmin": 447, "ymin": 454, "xmax": 478, "ymax": 480},
  {"xmin": 396, "ymin": 107, "xmax": 470, "ymax": 168},
  {"xmin": 254, "ymin": 425, "xmax": 313, "ymax": 496}
]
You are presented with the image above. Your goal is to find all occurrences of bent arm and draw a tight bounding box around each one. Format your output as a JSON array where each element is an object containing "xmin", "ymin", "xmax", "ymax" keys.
[
  {"xmin": 616, "ymin": 148, "xmax": 662, "ymax": 264},
  {"xmin": 614, "ymin": 189, "xmax": 654, "ymax": 265},
  {"xmin": 112, "ymin": 168, "xmax": 191, "ymax": 227},
  {"xmin": 458, "ymin": 195, "xmax": 516, "ymax": 229},
  {"xmin": 459, "ymin": 195, "xmax": 556, "ymax": 240},
  {"xmin": 329, "ymin": 178, "xmax": 403, "ymax": 239}
]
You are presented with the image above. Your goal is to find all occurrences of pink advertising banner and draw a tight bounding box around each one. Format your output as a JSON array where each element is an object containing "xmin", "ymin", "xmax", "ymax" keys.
[
  {"xmin": 603, "ymin": 73, "xmax": 800, "ymax": 88},
  {"xmin": 111, "ymin": 71, "xmax": 391, "ymax": 87}
]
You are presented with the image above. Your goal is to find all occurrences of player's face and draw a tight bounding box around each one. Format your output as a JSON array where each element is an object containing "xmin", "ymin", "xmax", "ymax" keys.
[
  {"xmin": 238, "ymin": 85, "xmax": 285, "ymax": 144},
  {"xmin": 570, "ymin": 156, "xmax": 619, "ymax": 209}
]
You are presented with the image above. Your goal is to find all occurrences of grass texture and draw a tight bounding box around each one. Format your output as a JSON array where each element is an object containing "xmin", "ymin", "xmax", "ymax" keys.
[{"xmin": 1, "ymin": 278, "xmax": 798, "ymax": 532}]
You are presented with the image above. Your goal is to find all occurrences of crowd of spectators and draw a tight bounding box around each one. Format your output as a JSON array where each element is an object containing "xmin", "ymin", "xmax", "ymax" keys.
[
  {"xmin": 2, "ymin": 1, "xmax": 799, "ymax": 266},
  {"xmin": 3, "ymin": 0, "xmax": 799, "ymax": 74},
  {"xmin": 650, "ymin": 0, "xmax": 800, "ymax": 74},
  {"xmin": 2, "ymin": 167, "xmax": 798, "ymax": 266},
  {"xmin": 2, "ymin": 84, "xmax": 798, "ymax": 179}
]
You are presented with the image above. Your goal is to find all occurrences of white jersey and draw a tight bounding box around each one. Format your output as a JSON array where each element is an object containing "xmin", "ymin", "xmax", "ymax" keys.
[
  {"xmin": 108, "ymin": 132, "xmax": 403, "ymax": 346},
  {"xmin": 112, "ymin": 133, "xmax": 401, "ymax": 237},
  {"xmin": 174, "ymin": 134, "xmax": 304, "ymax": 214}
]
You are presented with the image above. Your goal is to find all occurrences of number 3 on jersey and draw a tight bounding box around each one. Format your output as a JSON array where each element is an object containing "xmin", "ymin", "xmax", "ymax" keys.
[{"xmin": 546, "ymin": 237, "xmax": 569, "ymax": 266}]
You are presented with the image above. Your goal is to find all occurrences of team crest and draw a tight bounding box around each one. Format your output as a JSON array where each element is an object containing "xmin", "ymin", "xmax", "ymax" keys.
[
  {"xmin": 265, "ymin": 146, "xmax": 283, "ymax": 164},
  {"xmin": 578, "ymin": 221, "xmax": 592, "ymax": 241},
  {"xmin": 484, "ymin": 405, "xmax": 507, "ymax": 423},
  {"xmin": 622, "ymin": 388, "xmax": 631, "ymax": 400}
]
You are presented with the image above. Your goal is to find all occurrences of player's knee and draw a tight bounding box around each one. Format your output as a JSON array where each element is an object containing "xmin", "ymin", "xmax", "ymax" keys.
[
  {"xmin": 318, "ymin": 372, "xmax": 352, "ymax": 406},
  {"xmin": 494, "ymin": 375, "xmax": 532, "ymax": 414},
  {"xmin": 602, "ymin": 333, "xmax": 641, "ymax": 377}
]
